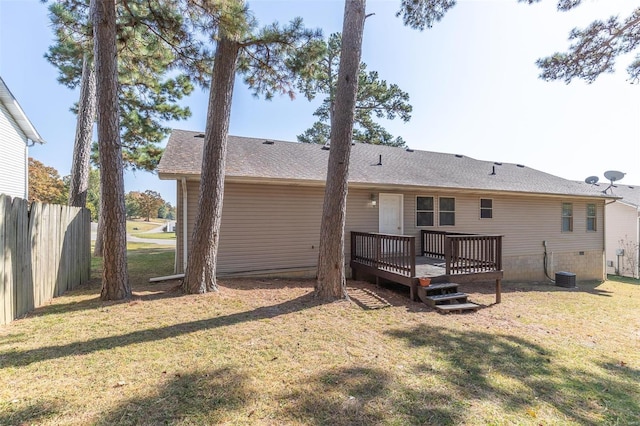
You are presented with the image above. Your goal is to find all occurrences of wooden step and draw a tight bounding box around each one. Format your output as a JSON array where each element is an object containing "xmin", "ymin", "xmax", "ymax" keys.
[
  {"xmin": 423, "ymin": 292, "xmax": 468, "ymax": 307},
  {"xmin": 434, "ymin": 303, "xmax": 481, "ymax": 314},
  {"xmin": 422, "ymin": 283, "xmax": 459, "ymax": 291}
]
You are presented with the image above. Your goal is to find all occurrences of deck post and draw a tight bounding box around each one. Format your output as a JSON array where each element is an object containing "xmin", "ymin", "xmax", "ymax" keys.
[
  {"xmin": 410, "ymin": 239, "xmax": 417, "ymax": 301},
  {"xmin": 495, "ymin": 278, "xmax": 501, "ymax": 304}
]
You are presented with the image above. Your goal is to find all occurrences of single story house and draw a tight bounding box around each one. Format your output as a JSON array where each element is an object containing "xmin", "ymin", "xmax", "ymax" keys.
[
  {"xmin": 158, "ymin": 129, "xmax": 613, "ymax": 284},
  {"xmin": 0, "ymin": 76, "xmax": 45, "ymax": 200},
  {"xmin": 599, "ymin": 183, "xmax": 639, "ymax": 278}
]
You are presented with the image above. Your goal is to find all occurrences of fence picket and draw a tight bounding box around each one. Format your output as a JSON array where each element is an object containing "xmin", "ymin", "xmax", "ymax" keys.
[
  {"xmin": 14, "ymin": 198, "xmax": 31, "ymax": 318},
  {"xmin": 4, "ymin": 197, "xmax": 16, "ymax": 324},
  {"xmin": 0, "ymin": 195, "xmax": 8, "ymax": 324}
]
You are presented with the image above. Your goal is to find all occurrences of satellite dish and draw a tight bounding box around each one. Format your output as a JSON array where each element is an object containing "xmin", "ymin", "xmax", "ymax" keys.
[
  {"xmin": 604, "ymin": 170, "xmax": 625, "ymax": 182},
  {"xmin": 585, "ymin": 176, "xmax": 599, "ymax": 185}
]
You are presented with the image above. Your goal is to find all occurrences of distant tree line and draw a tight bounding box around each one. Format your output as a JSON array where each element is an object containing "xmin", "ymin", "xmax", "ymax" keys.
[
  {"xmin": 28, "ymin": 157, "xmax": 173, "ymax": 221},
  {"xmin": 125, "ymin": 190, "xmax": 175, "ymax": 221}
]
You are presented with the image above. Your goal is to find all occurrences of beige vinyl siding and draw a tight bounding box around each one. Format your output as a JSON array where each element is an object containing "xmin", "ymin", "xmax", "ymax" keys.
[
  {"xmin": 402, "ymin": 191, "xmax": 605, "ymax": 281},
  {"xmin": 176, "ymin": 181, "xmax": 378, "ymax": 276},
  {"xmin": 217, "ymin": 183, "xmax": 323, "ymax": 274},
  {"xmin": 604, "ymin": 201, "xmax": 640, "ymax": 278},
  {"xmin": 174, "ymin": 181, "xmax": 605, "ymax": 281},
  {"xmin": 402, "ymin": 191, "xmax": 604, "ymax": 255},
  {"xmin": 0, "ymin": 101, "xmax": 28, "ymax": 199}
]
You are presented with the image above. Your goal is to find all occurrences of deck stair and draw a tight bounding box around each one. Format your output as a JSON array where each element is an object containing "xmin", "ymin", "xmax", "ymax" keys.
[{"xmin": 417, "ymin": 282, "xmax": 480, "ymax": 313}]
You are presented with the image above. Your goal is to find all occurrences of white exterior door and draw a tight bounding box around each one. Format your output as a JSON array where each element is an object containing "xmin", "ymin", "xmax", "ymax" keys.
[{"xmin": 379, "ymin": 193, "xmax": 403, "ymax": 235}]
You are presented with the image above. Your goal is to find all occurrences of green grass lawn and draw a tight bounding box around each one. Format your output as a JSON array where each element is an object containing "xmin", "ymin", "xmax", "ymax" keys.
[
  {"xmin": 1, "ymin": 248, "xmax": 639, "ymax": 425},
  {"xmin": 126, "ymin": 220, "xmax": 163, "ymax": 234}
]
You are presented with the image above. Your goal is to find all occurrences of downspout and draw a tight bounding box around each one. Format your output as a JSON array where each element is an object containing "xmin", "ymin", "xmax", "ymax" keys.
[
  {"xmin": 604, "ymin": 199, "xmax": 617, "ymax": 280},
  {"xmin": 149, "ymin": 177, "xmax": 188, "ymax": 283},
  {"xmin": 182, "ymin": 177, "xmax": 188, "ymax": 272},
  {"xmin": 636, "ymin": 207, "xmax": 640, "ymax": 279},
  {"xmin": 24, "ymin": 142, "xmax": 29, "ymax": 199},
  {"xmin": 25, "ymin": 139, "xmax": 36, "ymax": 199}
]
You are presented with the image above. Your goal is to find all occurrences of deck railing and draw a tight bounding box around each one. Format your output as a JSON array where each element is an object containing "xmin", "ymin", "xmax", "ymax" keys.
[
  {"xmin": 421, "ymin": 230, "xmax": 502, "ymax": 275},
  {"xmin": 420, "ymin": 230, "xmax": 471, "ymax": 259},
  {"xmin": 351, "ymin": 232, "xmax": 416, "ymax": 277}
]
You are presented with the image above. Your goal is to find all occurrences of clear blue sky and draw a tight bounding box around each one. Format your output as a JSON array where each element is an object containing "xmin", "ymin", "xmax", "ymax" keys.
[{"xmin": 1, "ymin": 0, "xmax": 638, "ymax": 206}]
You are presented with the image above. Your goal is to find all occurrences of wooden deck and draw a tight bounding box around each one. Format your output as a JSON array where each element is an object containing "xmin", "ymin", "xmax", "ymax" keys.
[
  {"xmin": 350, "ymin": 231, "xmax": 504, "ymax": 303},
  {"xmin": 415, "ymin": 256, "xmax": 447, "ymax": 277}
]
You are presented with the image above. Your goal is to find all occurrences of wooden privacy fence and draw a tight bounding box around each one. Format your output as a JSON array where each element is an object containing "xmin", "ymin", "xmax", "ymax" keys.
[{"xmin": 0, "ymin": 194, "xmax": 91, "ymax": 325}]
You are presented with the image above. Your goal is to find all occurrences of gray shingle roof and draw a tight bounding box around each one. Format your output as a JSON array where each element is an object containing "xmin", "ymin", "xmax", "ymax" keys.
[
  {"xmin": 158, "ymin": 129, "xmax": 613, "ymax": 199},
  {"xmin": 599, "ymin": 182, "xmax": 640, "ymax": 208}
]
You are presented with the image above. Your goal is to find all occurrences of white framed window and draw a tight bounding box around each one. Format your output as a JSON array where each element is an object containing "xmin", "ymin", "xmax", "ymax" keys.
[
  {"xmin": 416, "ymin": 196, "xmax": 434, "ymax": 227},
  {"xmin": 439, "ymin": 197, "xmax": 455, "ymax": 226},
  {"xmin": 586, "ymin": 203, "xmax": 596, "ymax": 231},
  {"xmin": 480, "ymin": 198, "xmax": 493, "ymax": 219},
  {"xmin": 562, "ymin": 202, "xmax": 573, "ymax": 232}
]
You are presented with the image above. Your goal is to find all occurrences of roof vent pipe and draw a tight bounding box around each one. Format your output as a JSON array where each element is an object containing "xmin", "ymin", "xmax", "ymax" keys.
[
  {"xmin": 491, "ymin": 166, "xmax": 496, "ymax": 175},
  {"xmin": 377, "ymin": 155, "xmax": 382, "ymax": 166}
]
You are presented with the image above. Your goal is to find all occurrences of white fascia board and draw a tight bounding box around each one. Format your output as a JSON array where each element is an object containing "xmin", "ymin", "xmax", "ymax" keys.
[{"xmin": 0, "ymin": 76, "xmax": 45, "ymax": 144}]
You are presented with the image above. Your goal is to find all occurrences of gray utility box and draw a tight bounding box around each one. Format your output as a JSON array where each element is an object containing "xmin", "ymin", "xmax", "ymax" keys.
[{"xmin": 555, "ymin": 271, "xmax": 577, "ymax": 288}]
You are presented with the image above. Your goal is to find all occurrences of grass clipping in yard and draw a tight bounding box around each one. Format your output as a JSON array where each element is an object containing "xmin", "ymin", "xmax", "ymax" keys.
[{"xmin": 1, "ymin": 249, "xmax": 639, "ymax": 425}]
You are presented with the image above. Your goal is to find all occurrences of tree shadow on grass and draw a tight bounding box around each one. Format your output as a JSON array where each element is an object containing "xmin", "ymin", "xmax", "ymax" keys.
[
  {"xmin": 386, "ymin": 325, "xmax": 640, "ymax": 424},
  {"xmin": 0, "ymin": 400, "xmax": 60, "ymax": 425},
  {"xmin": 592, "ymin": 361, "xmax": 640, "ymax": 424},
  {"xmin": 23, "ymin": 280, "xmax": 183, "ymax": 319},
  {"xmin": 1, "ymin": 292, "xmax": 322, "ymax": 368},
  {"xmin": 280, "ymin": 366, "xmax": 459, "ymax": 425},
  {"xmin": 97, "ymin": 367, "xmax": 250, "ymax": 425}
]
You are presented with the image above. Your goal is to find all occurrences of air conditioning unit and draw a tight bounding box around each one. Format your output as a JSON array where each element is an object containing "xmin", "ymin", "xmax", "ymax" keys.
[{"xmin": 555, "ymin": 271, "xmax": 576, "ymax": 288}]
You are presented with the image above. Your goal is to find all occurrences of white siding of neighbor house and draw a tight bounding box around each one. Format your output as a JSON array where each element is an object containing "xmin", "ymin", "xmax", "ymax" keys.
[
  {"xmin": 0, "ymin": 101, "xmax": 28, "ymax": 199},
  {"xmin": 175, "ymin": 181, "xmax": 606, "ymax": 282},
  {"xmin": 604, "ymin": 201, "xmax": 640, "ymax": 278}
]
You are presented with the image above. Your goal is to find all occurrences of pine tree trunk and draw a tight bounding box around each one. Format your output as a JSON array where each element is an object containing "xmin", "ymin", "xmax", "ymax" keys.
[
  {"xmin": 69, "ymin": 53, "xmax": 97, "ymax": 208},
  {"xmin": 68, "ymin": 0, "xmax": 97, "ymax": 208},
  {"xmin": 93, "ymin": 0, "xmax": 130, "ymax": 300},
  {"xmin": 182, "ymin": 33, "xmax": 239, "ymax": 294},
  {"xmin": 316, "ymin": 0, "xmax": 366, "ymax": 300}
]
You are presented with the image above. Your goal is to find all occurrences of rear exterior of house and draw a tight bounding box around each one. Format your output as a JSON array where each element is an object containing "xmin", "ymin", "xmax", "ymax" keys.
[
  {"xmin": 159, "ymin": 129, "xmax": 610, "ymax": 283},
  {"xmin": 0, "ymin": 76, "xmax": 45, "ymax": 199},
  {"xmin": 601, "ymin": 184, "xmax": 640, "ymax": 278}
]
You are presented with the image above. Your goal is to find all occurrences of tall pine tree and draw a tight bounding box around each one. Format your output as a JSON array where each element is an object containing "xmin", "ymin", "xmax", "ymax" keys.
[
  {"xmin": 297, "ymin": 32, "xmax": 412, "ymax": 147},
  {"xmin": 315, "ymin": 0, "xmax": 366, "ymax": 300},
  {"xmin": 182, "ymin": 1, "xmax": 322, "ymax": 294},
  {"xmin": 46, "ymin": 0, "xmax": 196, "ymax": 181},
  {"xmin": 523, "ymin": 1, "xmax": 640, "ymax": 83},
  {"xmin": 93, "ymin": 0, "xmax": 130, "ymax": 300},
  {"xmin": 47, "ymin": 0, "xmax": 200, "ymax": 256}
]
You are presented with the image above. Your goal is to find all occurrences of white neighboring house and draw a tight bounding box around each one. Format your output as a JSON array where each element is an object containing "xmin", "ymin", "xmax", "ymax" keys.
[
  {"xmin": 0, "ymin": 76, "xmax": 45, "ymax": 200},
  {"xmin": 602, "ymin": 183, "xmax": 640, "ymax": 278}
]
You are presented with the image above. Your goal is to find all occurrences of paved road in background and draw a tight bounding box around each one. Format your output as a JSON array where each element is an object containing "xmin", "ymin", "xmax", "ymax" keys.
[{"xmin": 90, "ymin": 222, "xmax": 176, "ymax": 246}]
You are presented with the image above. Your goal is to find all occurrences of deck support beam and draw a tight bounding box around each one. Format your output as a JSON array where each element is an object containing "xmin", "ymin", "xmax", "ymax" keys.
[{"xmin": 495, "ymin": 278, "xmax": 501, "ymax": 304}]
